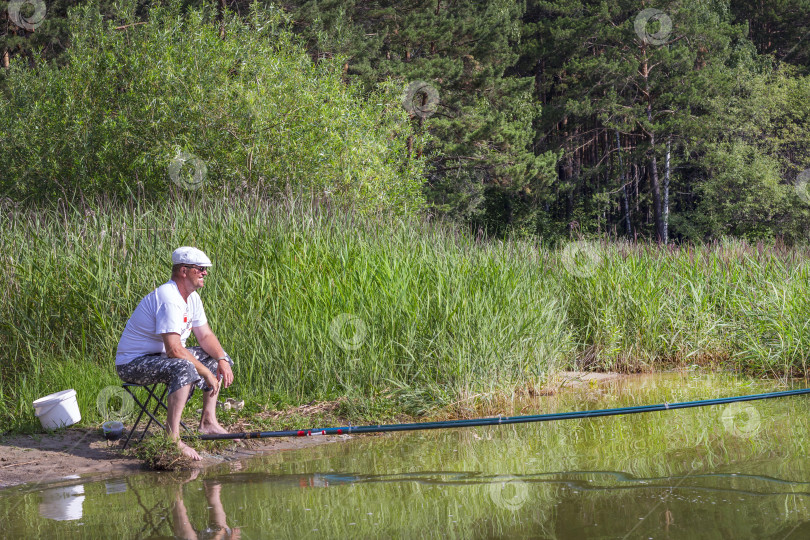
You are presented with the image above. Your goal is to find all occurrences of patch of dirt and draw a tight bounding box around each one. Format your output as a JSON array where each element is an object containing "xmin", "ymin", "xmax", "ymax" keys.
[
  {"xmin": 552, "ymin": 371, "xmax": 625, "ymax": 388},
  {"xmin": 0, "ymin": 429, "xmax": 140, "ymax": 489},
  {"xmin": 0, "ymin": 428, "xmax": 341, "ymax": 490}
]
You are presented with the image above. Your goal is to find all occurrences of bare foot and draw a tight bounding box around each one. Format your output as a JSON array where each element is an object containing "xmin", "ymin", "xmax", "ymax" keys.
[
  {"xmin": 178, "ymin": 441, "xmax": 202, "ymax": 461},
  {"xmin": 198, "ymin": 420, "xmax": 229, "ymax": 435}
]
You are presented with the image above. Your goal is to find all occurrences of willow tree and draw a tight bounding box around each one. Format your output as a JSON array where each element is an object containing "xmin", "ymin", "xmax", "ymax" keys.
[{"xmin": 0, "ymin": 0, "xmax": 426, "ymax": 212}]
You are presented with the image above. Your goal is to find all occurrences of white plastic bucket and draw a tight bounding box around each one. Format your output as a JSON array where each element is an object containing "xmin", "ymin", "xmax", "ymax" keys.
[{"xmin": 32, "ymin": 389, "xmax": 81, "ymax": 429}]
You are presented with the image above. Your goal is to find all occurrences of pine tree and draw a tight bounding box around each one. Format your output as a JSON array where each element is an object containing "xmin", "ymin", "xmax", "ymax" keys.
[
  {"xmin": 523, "ymin": 0, "xmax": 752, "ymax": 241},
  {"xmin": 288, "ymin": 0, "xmax": 558, "ymax": 235},
  {"xmin": 730, "ymin": 0, "xmax": 810, "ymax": 71}
]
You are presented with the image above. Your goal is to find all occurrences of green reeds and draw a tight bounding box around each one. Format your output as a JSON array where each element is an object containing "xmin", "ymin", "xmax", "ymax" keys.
[
  {"xmin": 0, "ymin": 197, "xmax": 570, "ymax": 431},
  {"xmin": 0, "ymin": 197, "xmax": 807, "ymax": 432},
  {"xmin": 560, "ymin": 239, "xmax": 810, "ymax": 374}
]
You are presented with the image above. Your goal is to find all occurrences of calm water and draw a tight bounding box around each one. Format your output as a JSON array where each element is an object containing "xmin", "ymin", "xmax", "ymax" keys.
[{"xmin": 4, "ymin": 373, "xmax": 810, "ymax": 539}]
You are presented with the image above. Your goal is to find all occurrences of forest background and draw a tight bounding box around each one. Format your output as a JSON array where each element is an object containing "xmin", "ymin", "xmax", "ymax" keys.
[{"xmin": 4, "ymin": 0, "xmax": 810, "ymax": 244}]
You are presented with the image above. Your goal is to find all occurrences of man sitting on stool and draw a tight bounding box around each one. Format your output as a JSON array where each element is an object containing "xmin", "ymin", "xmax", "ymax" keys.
[{"xmin": 116, "ymin": 246, "xmax": 235, "ymax": 461}]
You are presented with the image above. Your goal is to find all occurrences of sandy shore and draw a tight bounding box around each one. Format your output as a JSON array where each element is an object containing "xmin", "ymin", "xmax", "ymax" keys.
[{"xmin": 0, "ymin": 428, "xmax": 340, "ymax": 490}]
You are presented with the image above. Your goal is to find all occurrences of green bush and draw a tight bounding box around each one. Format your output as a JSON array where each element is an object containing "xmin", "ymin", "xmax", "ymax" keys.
[{"xmin": 0, "ymin": 0, "xmax": 425, "ymax": 212}]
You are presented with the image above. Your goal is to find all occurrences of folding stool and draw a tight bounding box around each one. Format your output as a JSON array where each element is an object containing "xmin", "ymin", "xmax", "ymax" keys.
[{"xmin": 121, "ymin": 383, "xmax": 190, "ymax": 449}]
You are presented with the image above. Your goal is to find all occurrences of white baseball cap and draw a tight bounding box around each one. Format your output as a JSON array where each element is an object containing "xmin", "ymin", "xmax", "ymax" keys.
[{"xmin": 171, "ymin": 246, "xmax": 212, "ymax": 267}]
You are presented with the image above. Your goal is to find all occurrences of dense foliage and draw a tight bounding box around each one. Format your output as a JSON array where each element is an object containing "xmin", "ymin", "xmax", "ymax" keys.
[
  {"xmin": 290, "ymin": 0, "xmax": 560, "ymax": 235},
  {"xmin": 4, "ymin": 0, "xmax": 810, "ymax": 240},
  {"xmin": 0, "ymin": 1, "xmax": 425, "ymax": 211},
  {"xmin": 3, "ymin": 1, "xmax": 809, "ymax": 437}
]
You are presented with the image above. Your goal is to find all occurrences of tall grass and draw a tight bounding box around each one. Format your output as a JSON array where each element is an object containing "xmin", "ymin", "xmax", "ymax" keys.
[
  {"xmin": 1, "ymin": 198, "xmax": 808, "ymax": 432},
  {"xmin": 561, "ymin": 239, "xmax": 810, "ymax": 374},
  {"xmin": 0, "ymin": 197, "xmax": 570, "ymax": 431}
]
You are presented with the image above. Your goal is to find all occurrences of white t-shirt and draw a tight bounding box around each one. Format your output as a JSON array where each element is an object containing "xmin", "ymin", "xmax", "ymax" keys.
[{"xmin": 116, "ymin": 280, "xmax": 208, "ymax": 365}]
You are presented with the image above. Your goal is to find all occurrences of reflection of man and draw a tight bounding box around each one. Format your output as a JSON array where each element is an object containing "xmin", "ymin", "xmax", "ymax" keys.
[
  {"xmin": 172, "ymin": 470, "xmax": 241, "ymax": 540},
  {"xmin": 116, "ymin": 247, "xmax": 234, "ymax": 461}
]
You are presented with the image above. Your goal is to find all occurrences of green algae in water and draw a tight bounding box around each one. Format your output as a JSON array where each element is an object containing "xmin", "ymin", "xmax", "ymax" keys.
[{"xmin": 3, "ymin": 373, "xmax": 810, "ymax": 538}]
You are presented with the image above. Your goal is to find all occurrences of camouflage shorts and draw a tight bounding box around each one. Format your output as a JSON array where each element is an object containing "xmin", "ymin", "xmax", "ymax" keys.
[{"xmin": 116, "ymin": 346, "xmax": 234, "ymax": 397}]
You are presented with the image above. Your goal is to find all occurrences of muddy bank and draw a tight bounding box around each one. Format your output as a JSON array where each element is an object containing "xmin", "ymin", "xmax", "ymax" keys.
[{"xmin": 0, "ymin": 428, "xmax": 343, "ymax": 490}]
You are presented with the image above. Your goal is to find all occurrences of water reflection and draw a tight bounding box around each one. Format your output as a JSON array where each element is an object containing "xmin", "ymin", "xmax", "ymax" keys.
[
  {"xmin": 170, "ymin": 470, "xmax": 241, "ymax": 540},
  {"xmin": 105, "ymin": 479, "xmax": 127, "ymax": 495},
  {"xmin": 5, "ymin": 373, "xmax": 810, "ymax": 538},
  {"xmin": 38, "ymin": 483, "xmax": 85, "ymax": 521}
]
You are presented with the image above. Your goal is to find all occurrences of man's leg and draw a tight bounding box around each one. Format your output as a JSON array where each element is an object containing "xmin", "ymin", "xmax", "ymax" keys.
[
  {"xmin": 199, "ymin": 385, "xmax": 228, "ymax": 435},
  {"xmin": 187, "ymin": 347, "xmax": 233, "ymax": 435},
  {"xmin": 204, "ymin": 481, "xmax": 228, "ymax": 531},
  {"xmin": 167, "ymin": 383, "xmax": 201, "ymax": 461}
]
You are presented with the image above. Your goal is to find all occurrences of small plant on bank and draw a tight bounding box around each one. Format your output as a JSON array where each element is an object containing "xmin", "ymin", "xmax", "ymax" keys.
[{"xmin": 132, "ymin": 433, "xmax": 196, "ymax": 471}]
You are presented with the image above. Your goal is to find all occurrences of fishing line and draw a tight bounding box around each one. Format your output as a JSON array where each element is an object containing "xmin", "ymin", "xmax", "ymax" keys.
[{"xmin": 188, "ymin": 387, "xmax": 810, "ymax": 441}]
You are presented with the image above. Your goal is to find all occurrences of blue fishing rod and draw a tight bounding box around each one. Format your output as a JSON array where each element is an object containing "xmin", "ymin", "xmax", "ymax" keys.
[{"xmin": 188, "ymin": 387, "xmax": 810, "ymax": 441}]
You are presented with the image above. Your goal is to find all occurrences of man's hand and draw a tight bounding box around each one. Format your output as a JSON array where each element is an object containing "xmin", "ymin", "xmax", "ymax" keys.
[
  {"xmin": 203, "ymin": 369, "xmax": 220, "ymax": 394},
  {"xmin": 217, "ymin": 360, "xmax": 234, "ymax": 388}
]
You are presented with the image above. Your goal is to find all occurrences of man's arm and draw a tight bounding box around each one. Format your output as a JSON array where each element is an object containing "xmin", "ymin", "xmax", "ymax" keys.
[
  {"xmin": 192, "ymin": 324, "xmax": 234, "ymax": 388},
  {"xmin": 162, "ymin": 332, "xmax": 220, "ymax": 393}
]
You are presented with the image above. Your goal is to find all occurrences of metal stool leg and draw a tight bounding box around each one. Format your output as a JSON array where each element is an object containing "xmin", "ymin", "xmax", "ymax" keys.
[
  {"xmin": 121, "ymin": 383, "xmax": 191, "ymax": 449},
  {"xmin": 122, "ymin": 384, "xmax": 167, "ymax": 448},
  {"xmin": 122, "ymin": 385, "xmax": 147, "ymax": 450},
  {"xmin": 138, "ymin": 384, "xmax": 168, "ymax": 443}
]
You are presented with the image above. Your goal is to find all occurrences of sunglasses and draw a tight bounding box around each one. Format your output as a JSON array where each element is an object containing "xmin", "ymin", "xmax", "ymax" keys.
[{"xmin": 184, "ymin": 265, "xmax": 209, "ymax": 273}]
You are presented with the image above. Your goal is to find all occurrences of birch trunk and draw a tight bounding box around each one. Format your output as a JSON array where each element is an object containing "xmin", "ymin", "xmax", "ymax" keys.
[{"xmin": 642, "ymin": 51, "xmax": 664, "ymax": 243}]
